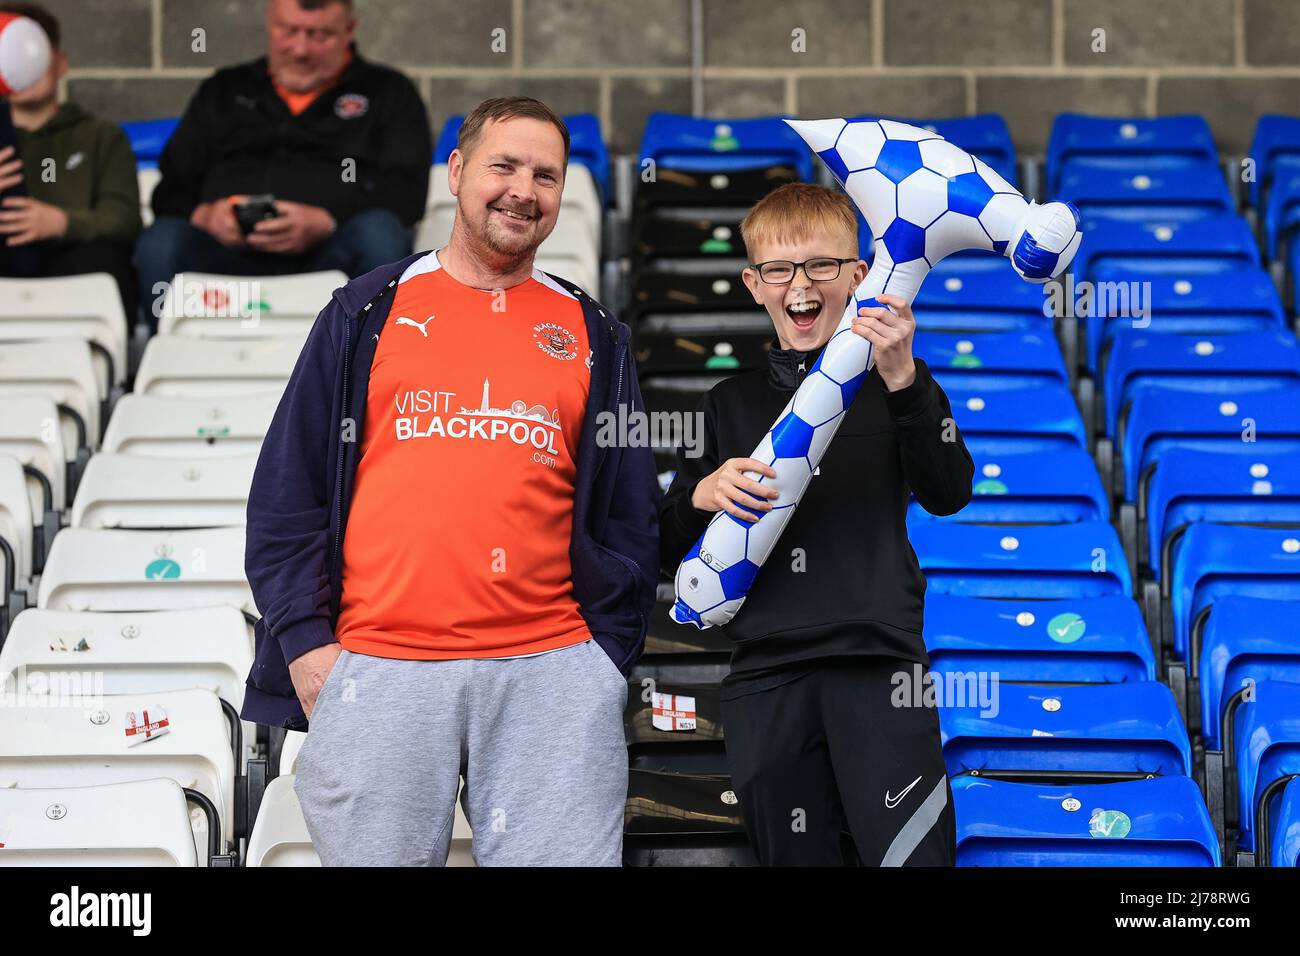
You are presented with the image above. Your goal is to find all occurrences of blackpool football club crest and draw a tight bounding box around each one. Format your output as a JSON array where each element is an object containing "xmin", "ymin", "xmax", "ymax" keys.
[
  {"xmin": 334, "ymin": 93, "xmax": 369, "ymax": 119},
  {"xmin": 533, "ymin": 322, "xmax": 578, "ymax": 361}
]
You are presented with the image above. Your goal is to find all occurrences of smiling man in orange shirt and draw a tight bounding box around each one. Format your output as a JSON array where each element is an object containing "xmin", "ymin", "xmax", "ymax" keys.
[{"xmin": 246, "ymin": 97, "xmax": 659, "ymax": 867}]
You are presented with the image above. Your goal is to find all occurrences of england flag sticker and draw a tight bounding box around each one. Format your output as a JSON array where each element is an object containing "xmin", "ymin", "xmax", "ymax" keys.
[
  {"xmin": 652, "ymin": 692, "xmax": 697, "ymax": 732},
  {"xmin": 124, "ymin": 707, "xmax": 170, "ymax": 746}
]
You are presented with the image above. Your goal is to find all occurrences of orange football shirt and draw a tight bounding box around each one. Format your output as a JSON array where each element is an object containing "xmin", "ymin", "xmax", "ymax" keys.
[{"xmin": 336, "ymin": 252, "xmax": 594, "ymax": 659}]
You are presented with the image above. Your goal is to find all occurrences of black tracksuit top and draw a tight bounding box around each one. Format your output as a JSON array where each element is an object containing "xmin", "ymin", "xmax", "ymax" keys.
[{"xmin": 659, "ymin": 337, "xmax": 975, "ymax": 681}]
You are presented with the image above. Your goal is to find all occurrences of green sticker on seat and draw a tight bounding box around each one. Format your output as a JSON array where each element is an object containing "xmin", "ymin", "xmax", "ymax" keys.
[
  {"xmin": 1088, "ymin": 809, "xmax": 1131, "ymax": 839},
  {"xmin": 144, "ymin": 558, "xmax": 181, "ymax": 581},
  {"xmin": 706, "ymin": 355, "xmax": 740, "ymax": 370},
  {"xmin": 1047, "ymin": 611, "xmax": 1086, "ymax": 644},
  {"xmin": 699, "ymin": 238, "xmax": 733, "ymax": 254},
  {"xmin": 950, "ymin": 354, "xmax": 983, "ymax": 369},
  {"xmin": 973, "ymin": 478, "xmax": 1008, "ymax": 495}
]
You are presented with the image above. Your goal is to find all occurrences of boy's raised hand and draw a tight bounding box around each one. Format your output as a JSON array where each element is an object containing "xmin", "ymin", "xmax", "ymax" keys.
[
  {"xmin": 691, "ymin": 457, "xmax": 780, "ymax": 523},
  {"xmin": 852, "ymin": 292, "xmax": 917, "ymax": 392}
]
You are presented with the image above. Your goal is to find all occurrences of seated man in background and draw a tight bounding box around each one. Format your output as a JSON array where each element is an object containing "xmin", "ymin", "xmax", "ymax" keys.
[
  {"xmin": 0, "ymin": 1, "xmax": 142, "ymax": 321},
  {"xmin": 136, "ymin": 0, "xmax": 431, "ymax": 328}
]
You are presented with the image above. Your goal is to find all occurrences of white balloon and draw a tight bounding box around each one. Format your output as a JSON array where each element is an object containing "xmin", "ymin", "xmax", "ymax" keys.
[{"xmin": 0, "ymin": 15, "xmax": 52, "ymax": 96}]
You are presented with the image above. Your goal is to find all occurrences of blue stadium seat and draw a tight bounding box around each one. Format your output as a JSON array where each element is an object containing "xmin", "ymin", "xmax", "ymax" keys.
[
  {"xmin": 1103, "ymin": 325, "xmax": 1299, "ymax": 440},
  {"xmin": 909, "ymin": 521, "xmax": 1132, "ymax": 599},
  {"xmin": 1169, "ymin": 524, "xmax": 1300, "ymax": 664},
  {"xmin": 923, "ymin": 594, "xmax": 1154, "ymax": 683},
  {"xmin": 1046, "ymin": 114, "xmax": 1218, "ymax": 196},
  {"xmin": 1199, "ymin": 596, "xmax": 1300, "ymax": 753},
  {"xmin": 1248, "ymin": 114, "xmax": 1300, "ymax": 211},
  {"xmin": 1061, "ymin": 164, "xmax": 1234, "ymax": 227},
  {"xmin": 854, "ymin": 113, "xmax": 1017, "ymax": 186},
  {"xmin": 121, "ymin": 117, "xmax": 179, "ymax": 168},
  {"xmin": 941, "ymin": 681, "xmax": 1190, "ymax": 779},
  {"xmin": 1270, "ymin": 776, "xmax": 1300, "ymax": 867},
  {"xmin": 1145, "ymin": 448, "xmax": 1300, "ymax": 583},
  {"xmin": 927, "ymin": 249, "xmax": 1019, "ymax": 278},
  {"xmin": 639, "ymin": 113, "xmax": 813, "ymax": 182},
  {"xmin": 952, "ymin": 774, "xmax": 1221, "ymax": 866},
  {"xmin": 942, "ymin": 381, "xmax": 1088, "ymax": 453},
  {"xmin": 914, "ymin": 329, "xmax": 1067, "ymax": 389},
  {"xmin": 1231, "ymin": 680, "xmax": 1300, "ymax": 855},
  {"xmin": 433, "ymin": 112, "xmax": 610, "ymax": 202},
  {"xmin": 1120, "ymin": 384, "xmax": 1300, "ymax": 504},
  {"xmin": 1091, "ymin": 272, "xmax": 1286, "ymax": 381},
  {"xmin": 913, "ymin": 271, "xmax": 1049, "ymax": 332},
  {"xmin": 1072, "ymin": 215, "xmax": 1259, "ymax": 284},
  {"xmin": 1263, "ymin": 168, "xmax": 1300, "ymax": 260},
  {"xmin": 910, "ymin": 445, "xmax": 1107, "ymax": 525}
]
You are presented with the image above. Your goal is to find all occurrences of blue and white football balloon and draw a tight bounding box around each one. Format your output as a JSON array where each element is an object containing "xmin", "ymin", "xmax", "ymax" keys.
[{"xmin": 670, "ymin": 117, "xmax": 1082, "ymax": 629}]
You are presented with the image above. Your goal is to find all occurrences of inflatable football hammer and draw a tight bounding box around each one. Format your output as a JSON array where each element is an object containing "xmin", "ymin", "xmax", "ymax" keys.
[{"xmin": 671, "ymin": 117, "xmax": 1082, "ymax": 629}]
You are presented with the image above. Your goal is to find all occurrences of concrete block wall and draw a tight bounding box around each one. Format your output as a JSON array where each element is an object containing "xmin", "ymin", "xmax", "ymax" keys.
[{"xmin": 42, "ymin": 0, "xmax": 1300, "ymax": 155}]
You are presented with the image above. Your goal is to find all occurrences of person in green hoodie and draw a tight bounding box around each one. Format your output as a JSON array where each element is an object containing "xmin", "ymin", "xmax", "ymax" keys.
[{"xmin": 0, "ymin": 2, "xmax": 141, "ymax": 322}]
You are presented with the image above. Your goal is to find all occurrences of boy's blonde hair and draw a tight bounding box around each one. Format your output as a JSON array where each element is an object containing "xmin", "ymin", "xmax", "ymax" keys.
[{"xmin": 740, "ymin": 182, "xmax": 860, "ymax": 262}]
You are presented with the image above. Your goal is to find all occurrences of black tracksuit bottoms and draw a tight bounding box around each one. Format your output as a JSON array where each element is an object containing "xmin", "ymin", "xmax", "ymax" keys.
[{"xmin": 721, "ymin": 656, "xmax": 955, "ymax": 866}]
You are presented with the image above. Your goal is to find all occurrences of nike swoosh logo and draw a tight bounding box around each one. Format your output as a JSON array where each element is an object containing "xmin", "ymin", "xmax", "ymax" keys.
[{"xmin": 884, "ymin": 774, "xmax": 923, "ymax": 809}]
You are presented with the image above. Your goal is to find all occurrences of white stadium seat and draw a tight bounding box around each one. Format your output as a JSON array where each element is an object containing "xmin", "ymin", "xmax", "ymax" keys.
[
  {"xmin": 0, "ymin": 393, "xmax": 66, "ymax": 513},
  {"xmin": 0, "ymin": 273, "xmax": 128, "ymax": 394},
  {"xmin": 0, "ymin": 687, "xmax": 238, "ymax": 851},
  {"xmin": 70, "ymin": 454, "xmax": 256, "ymax": 530},
  {"xmin": 0, "ymin": 606, "xmax": 255, "ymax": 766},
  {"xmin": 158, "ymin": 270, "xmax": 343, "ymax": 340},
  {"xmin": 533, "ymin": 216, "xmax": 600, "ymax": 296},
  {"xmin": 0, "ymin": 339, "xmax": 101, "ymax": 453},
  {"xmin": 0, "ymin": 606, "xmax": 252, "ymax": 710},
  {"xmin": 37, "ymin": 527, "xmax": 253, "ymax": 616},
  {"xmin": 278, "ymin": 730, "xmax": 306, "ymax": 775},
  {"xmin": 418, "ymin": 162, "xmax": 455, "ymax": 247},
  {"xmin": 0, "ymin": 455, "xmax": 34, "ymax": 588},
  {"xmin": 0, "ymin": 779, "xmax": 199, "ymax": 866},
  {"xmin": 138, "ymin": 167, "xmax": 161, "ymax": 228},
  {"xmin": 101, "ymin": 392, "xmax": 278, "ymax": 458},
  {"xmin": 246, "ymin": 776, "xmax": 317, "ymax": 867},
  {"xmin": 134, "ymin": 334, "xmax": 301, "ymax": 398},
  {"xmin": 557, "ymin": 164, "xmax": 602, "ymax": 246}
]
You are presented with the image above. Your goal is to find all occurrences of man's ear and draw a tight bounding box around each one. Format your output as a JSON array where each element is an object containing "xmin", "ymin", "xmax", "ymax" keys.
[
  {"xmin": 740, "ymin": 266, "xmax": 765, "ymax": 304},
  {"xmin": 447, "ymin": 148, "xmax": 462, "ymax": 198}
]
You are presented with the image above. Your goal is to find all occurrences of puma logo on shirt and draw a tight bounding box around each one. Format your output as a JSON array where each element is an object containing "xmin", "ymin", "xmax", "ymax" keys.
[{"xmin": 395, "ymin": 315, "xmax": 434, "ymax": 337}]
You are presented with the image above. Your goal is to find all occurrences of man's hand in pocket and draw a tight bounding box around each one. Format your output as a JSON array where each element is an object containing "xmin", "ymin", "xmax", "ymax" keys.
[{"xmin": 289, "ymin": 643, "xmax": 343, "ymax": 719}]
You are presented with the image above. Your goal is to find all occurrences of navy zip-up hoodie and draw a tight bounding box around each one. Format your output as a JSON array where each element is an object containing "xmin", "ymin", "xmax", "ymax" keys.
[{"xmin": 241, "ymin": 252, "xmax": 660, "ymax": 729}]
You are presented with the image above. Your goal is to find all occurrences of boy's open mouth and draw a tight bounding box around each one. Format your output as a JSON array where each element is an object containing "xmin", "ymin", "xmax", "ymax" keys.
[{"xmin": 785, "ymin": 299, "xmax": 822, "ymax": 330}]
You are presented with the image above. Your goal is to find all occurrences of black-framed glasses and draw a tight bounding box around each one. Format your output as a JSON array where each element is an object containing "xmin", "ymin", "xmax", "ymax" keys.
[{"xmin": 749, "ymin": 257, "xmax": 858, "ymax": 284}]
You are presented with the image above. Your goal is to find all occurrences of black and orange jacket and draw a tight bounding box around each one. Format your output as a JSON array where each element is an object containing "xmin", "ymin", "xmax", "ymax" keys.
[{"xmin": 152, "ymin": 47, "xmax": 431, "ymax": 227}]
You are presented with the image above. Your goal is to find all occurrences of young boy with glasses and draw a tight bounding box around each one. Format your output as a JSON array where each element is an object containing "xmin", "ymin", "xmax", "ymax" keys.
[{"xmin": 659, "ymin": 182, "xmax": 974, "ymax": 866}]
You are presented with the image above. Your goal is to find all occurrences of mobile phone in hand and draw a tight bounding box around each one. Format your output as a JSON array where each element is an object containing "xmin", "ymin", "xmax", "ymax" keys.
[{"xmin": 235, "ymin": 194, "xmax": 280, "ymax": 236}]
